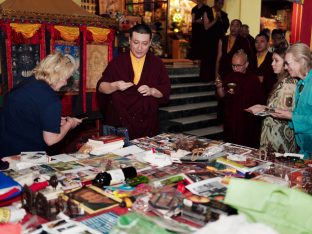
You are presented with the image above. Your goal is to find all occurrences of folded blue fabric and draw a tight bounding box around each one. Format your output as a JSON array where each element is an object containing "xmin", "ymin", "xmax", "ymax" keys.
[{"xmin": 0, "ymin": 171, "xmax": 22, "ymax": 201}]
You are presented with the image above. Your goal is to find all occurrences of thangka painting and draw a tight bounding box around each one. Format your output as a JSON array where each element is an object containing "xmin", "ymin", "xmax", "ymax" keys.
[
  {"xmin": 54, "ymin": 44, "xmax": 80, "ymax": 92},
  {"xmin": 11, "ymin": 44, "xmax": 40, "ymax": 87},
  {"xmin": 86, "ymin": 44, "xmax": 108, "ymax": 91}
]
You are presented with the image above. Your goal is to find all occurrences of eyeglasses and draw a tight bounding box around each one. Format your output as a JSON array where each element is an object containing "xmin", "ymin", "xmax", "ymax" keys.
[{"xmin": 232, "ymin": 62, "xmax": 246, "ymax": 69}]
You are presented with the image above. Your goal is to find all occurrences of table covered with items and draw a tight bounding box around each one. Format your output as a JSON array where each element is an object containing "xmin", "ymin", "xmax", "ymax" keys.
[{"xmin": 0, "ymin": 133, "xmax": 312, "ymax": 234}]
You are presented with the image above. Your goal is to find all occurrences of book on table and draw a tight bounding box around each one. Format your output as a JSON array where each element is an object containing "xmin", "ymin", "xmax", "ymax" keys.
[{"xmin": 216, "ymin": 155, "xmax": 272, "ymax": 174}]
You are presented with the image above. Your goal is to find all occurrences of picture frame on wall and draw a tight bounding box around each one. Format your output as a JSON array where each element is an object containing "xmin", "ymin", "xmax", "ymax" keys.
[
  {"xmin": 99, "ymin": 0, "xmax": 124, "ymax": 15},
  {"xmin": 54, "ymin": 44, "xmax": 80, "ymax": 92},
  {"xmin": 11, "ymin": 44, "xmax": 40, "ymax": 87},
  {"xmin": 86, "ymin": 44, "xmax": 108, "ymax": 91}
]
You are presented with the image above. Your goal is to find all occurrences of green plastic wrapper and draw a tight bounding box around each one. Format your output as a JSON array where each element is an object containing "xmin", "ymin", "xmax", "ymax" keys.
[
  {"xmin": 224, "ymin": 178, "xmax": 312, "ymax": 234},
  {"xmin": 110, "ymin": 212, "xmax": 195, "ymax": 234}
]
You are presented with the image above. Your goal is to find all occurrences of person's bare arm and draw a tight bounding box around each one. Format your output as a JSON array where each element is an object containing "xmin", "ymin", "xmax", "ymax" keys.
[
  {"xmin": 245, "ymin": 104, "xmax": 267, "ymax": 114},
  {"xmin": 203, "ymin": 12, "xmax": 217, "ymax": 30},
  {"xmin": 215, "ymin": 80, "xmax": 225, "ymax": 98},
  {"xmin": 137, "ymin": 85, "xmax": 163, "ymax": 98},
  {"xmin": 98, "ymin": 81, "xmax": 134, "ymax": 94},
  {"xmin": 43, "ymin": 117, "xmax": 82, "ymax": 146},
  {"xmin": 215, "ymin": 39, "xmax": 222, "ymax": 80}
]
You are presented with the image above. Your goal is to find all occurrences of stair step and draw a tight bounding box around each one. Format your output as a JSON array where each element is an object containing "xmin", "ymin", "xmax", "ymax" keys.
[
  {"xmin": 159, "ymin": 101, "xmax": 217, "ymax": 113},
  {"xmin": 171, "ymin": 82, "xmax": 212, "ymax": 89},
  {"xmin": 184, "ymin": 125, "xmax": 224, "ymax": 137},
  {"xmin": 172, "ymin": 113, "xmax": 217, "ymax": 125},
  {"xmin": 170, "ymin": 91, "xmax": 215, "ymax": 100},
  {"xmin": 169, "ymin": 73, "xmax": 199, "ymax": 78}
]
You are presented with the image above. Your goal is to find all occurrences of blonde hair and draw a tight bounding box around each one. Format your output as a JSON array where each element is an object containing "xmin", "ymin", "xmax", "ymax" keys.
[
  {"xmin": 286, "ymin": 43, "xmax": 312, "ymax": 77},
  {"xmin": 32, "ymin": 53, "xmax": 76, "ymax": 86}
]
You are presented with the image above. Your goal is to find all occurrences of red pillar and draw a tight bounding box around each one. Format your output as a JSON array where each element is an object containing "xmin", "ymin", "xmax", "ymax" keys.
[
  {"xmin": 300, "ymin": 0, "xmax": 312, "ymax": 45},
  {"xmin": 291, "ymin": 1, "xmax": 312, "ymax": 45}
]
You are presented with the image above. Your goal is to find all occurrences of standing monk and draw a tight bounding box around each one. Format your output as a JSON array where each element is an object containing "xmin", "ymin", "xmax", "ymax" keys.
[
  {"xmin": 215, "ymin": 19, "xmax": 254, "ymax": 81},
  {"xmin": 255, "ymin": 32, "xmax": 276, "ymax": 101},
  {"xmin": 203, "ymin": 0, "xmax": 229, "ymax": 82},
  {"xmin": 96, "ymin": 24, "xmax": 171, "ymax": 139},
  {"xmin": 215, "ymin": 50, "xmax": 265, "ymax": 148},
  {"xmin": 191, "ymin": 0, "xmax": 220, "ymax": 81}
]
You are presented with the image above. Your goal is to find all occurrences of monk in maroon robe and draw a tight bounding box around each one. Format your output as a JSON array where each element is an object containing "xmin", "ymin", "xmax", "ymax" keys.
[
  {"xmin": 216, "ymin": 50, "xmax": 265, "ymax": 148},
  {"xmin": 96, "ymin": 24, "xmax": 171, "ymax": 139},
  {"xmin": 216, "ymin": 19, "xmax": 255, "ymax": 81},
  {"xmin": 255, "ymin": 33, "xmax": 276, "ymax": 101}
]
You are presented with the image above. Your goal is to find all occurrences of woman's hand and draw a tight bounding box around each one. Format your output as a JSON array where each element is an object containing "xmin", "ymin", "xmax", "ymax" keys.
[
  {"xmin": 270, "ymin": 108, "xmax": 292, "ymax": 120},
  {"xmin": 245, "ymin": 105, "xmax": 266, "ymax": 114},
  {"xmin": 60, "ymin": 117, "xmax": 67, "ymax": 126},
  {"xmin": 65, "ymin": 117, "xmax": 82, "ymax": 129}
]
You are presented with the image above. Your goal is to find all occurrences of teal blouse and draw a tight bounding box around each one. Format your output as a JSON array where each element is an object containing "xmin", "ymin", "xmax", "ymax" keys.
[{"xmin": 289, "ymin": 69, "xmax": 312, "ymax": 158}]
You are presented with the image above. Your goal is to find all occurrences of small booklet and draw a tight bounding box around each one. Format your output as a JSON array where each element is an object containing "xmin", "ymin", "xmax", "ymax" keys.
[
  {"xmin": 254, "ymin": 107, "xmax": 275, "ymax": 117},
  {"xmin": 186, "ymin": 177, "xmax": 227, "ymax": 197}
]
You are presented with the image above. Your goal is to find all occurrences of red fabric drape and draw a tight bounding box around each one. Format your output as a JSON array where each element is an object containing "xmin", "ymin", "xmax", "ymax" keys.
[
  {"xmin": 10, "ymin": 30, "xmax": 40, "ymax": 44},
  {"xmin": 4, "ymin": 23, "xmax": 13, "ymax": 90},
  {"xmin": 47, "ymin": 24, "xmax": 55, "ymax": 53},
  {"xmin": 61, "ymin": 95, "xmax": 73, "ymax": 116},
  {"xmin": 40, "ymin": 24, "xmax": 46, "ymax": 60},
  {"xmin": 80, "ymin": 26, "xmax": 87, "ymax": 113}
]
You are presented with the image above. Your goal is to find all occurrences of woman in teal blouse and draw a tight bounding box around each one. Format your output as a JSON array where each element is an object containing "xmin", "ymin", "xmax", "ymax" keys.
[{"xmin": 271, "ymin": 43, "xmax": 312, "ymax": 158}]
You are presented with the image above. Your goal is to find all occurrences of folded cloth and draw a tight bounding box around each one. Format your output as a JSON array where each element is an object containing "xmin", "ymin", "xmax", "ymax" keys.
[{"xmin": 0, "ymin": 172, "xmax": 22, "ymax": 201}]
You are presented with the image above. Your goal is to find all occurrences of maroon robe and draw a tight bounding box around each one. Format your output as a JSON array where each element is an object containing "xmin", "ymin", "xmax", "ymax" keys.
[
  {"xmin": 222, "ymin": 72, "xmax": 265, "ymax": 148},
  {"xmin": 202, "ymin": 9, "xmax": 229, "ymax": 82},
  {"xmin": 256, "ymin": 51, "xmax": 276, "ymax": 101},
  {"xmin": 96, "ymin": 51, "xmax": 171, "ymax": 139},
  {"xmin": 219, "ymin": 35, "xmax": 256, "ymax": 80}
]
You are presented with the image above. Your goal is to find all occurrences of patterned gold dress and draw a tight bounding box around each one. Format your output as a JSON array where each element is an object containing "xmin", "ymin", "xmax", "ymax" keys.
[{"xmin": 260, "ymin": 75, "xmax": 298, "ymax": 153}]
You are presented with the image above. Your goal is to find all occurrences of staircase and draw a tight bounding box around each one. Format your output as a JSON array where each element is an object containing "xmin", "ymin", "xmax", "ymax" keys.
[{"xmin": 159, "ymin": 64, "xmax": 223, "ymax": 140}]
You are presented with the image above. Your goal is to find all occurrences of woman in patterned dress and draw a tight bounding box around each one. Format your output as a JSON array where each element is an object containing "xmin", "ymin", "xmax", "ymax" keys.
[{"xmin": 246, "ymin": 43, "xmax": 297, "ymax": 153}]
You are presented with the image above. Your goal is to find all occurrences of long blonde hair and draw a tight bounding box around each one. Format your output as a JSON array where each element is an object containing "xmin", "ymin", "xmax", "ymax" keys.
[
  {"xmin": 286, "ymin": 42, "xmax": 312, "ymax": 77},
  {"xmin": 32, "ymin": 53, "xmax": 76, "ymax": 86}
]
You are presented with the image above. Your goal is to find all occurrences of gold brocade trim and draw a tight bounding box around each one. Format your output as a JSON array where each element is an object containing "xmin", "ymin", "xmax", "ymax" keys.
[
  {"xmin": 54, "ymin": 25, "xmax": 79, "ymax": 42},
  {"xmin": 10, "ymin": 23, "xmax": 41, "ymax": 39},
  {"xmin": 87, "ymin": 27, "xmax": 111, "ymax": 43}
]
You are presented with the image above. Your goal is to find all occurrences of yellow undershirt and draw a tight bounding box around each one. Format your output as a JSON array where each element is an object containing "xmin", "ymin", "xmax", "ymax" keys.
[
  {"xmin": 130, "ymin": 52, "xmax": 146, "ymax": 85},
  {"xmin": 257, "ymin": 51, "xmax": 268, "ymax": 68},
  {"xmin": 227, "ymin": 36, "xmax": 235, "ymax": 53},
  {"xmin": 212, "ymin": 8, "xmax": 217, "ymax": 19}
]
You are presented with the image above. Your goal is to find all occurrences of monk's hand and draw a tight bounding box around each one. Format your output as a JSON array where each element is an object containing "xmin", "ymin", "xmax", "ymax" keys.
[
  {"xmin": 270, "ymin": 108, "xmax": 292, "ymax": 120},
  {"xmin": 137, "ymin": 85, "xmax": 152, "ymax": 96},
  {"xmin": 115, "ymin": 81, "xmax": 134, "ymax": 91},
  {"xmin": 245, "ymin": 105, "xmax": 266, "ymax": 114},
  {"xmin": 214, "ymin": 78, "xmax": 223, "ymax": 88}
]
